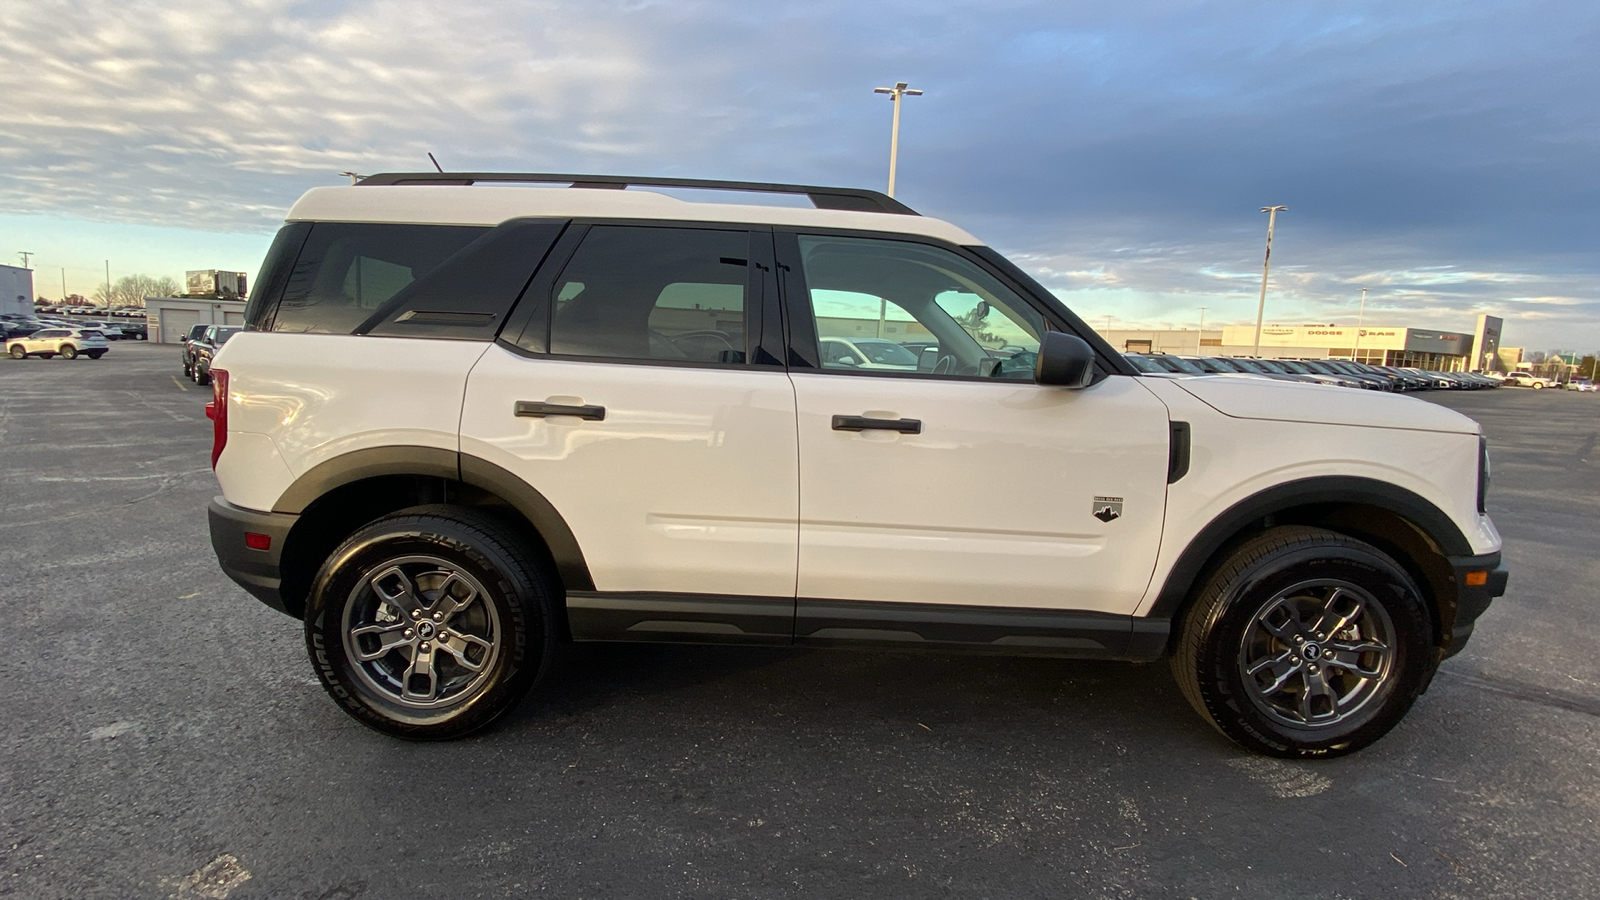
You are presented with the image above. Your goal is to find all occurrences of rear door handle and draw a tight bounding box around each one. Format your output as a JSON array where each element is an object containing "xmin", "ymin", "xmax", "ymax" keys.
[
  {"xmin": 515, "ymin": 401, "xmax": 606, "ymax": 421},
  {"xmin": 831, "ymin": 415, "xmax": 921, "ymax": 434}
]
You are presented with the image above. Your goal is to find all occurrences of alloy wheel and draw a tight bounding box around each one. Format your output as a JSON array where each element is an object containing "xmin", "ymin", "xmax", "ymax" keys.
[
  {"xmin": 1237, "ymin": 579, "xmax": 1397, "ymax": 728},
  {"xmin": 340, "ymin": 555, "xmax": 502, "ymax": 710}
]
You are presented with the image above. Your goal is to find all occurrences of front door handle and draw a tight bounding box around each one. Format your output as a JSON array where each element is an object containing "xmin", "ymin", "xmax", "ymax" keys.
[
  {"xmin": 515, "ymin": 400, "xmax": 606, "ymax": 421},
  {"xmin": 831, "ymin": 415, "xmax": 921, "ymax": 434}
]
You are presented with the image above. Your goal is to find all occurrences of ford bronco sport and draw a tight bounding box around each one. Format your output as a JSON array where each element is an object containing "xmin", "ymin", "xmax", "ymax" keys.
[{"xmin": 207, "ymin": 173, "xmax": 1507, "ymax": 757}]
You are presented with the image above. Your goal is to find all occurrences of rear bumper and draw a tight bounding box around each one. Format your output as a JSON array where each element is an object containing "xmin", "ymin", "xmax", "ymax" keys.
[
  {"xmin": 1443, "ymin": 551, "xmax": 1509, "ymax": 658},
  {"xmin": 209, "ymin": 497, "xmax": 298, "ymax": 617}
]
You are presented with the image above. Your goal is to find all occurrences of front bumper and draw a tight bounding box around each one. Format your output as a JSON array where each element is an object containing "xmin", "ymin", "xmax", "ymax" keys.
[
  {"xmin": 1443, "ymin": 551, "xmax": 1509, "ymax": 658},
  {"xmin": 208, "ymin": 497, "xmax": 299, "ymax": 616}
]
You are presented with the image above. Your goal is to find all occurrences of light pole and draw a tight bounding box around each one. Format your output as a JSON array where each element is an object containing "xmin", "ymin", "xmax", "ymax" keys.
[
  {"xmin": 1197, "ymin": 307, "xmax": 1208, "ymax": 354},
  {"xmin": 1252, "ymin": 205, "xmax": 1288, "ymax": 357},
  {"xmin": 1353, "ymin": 288, "xmax": 1367, "ymax": 361},
  {"xmin": 873, "ymin": 81, "xmax": 923, "ymax": 197}
]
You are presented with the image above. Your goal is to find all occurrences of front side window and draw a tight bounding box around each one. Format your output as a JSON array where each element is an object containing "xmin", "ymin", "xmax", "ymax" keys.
[
  {"xmin": 548, "ymin": 226, "xmax": 750, "ymax": 365},
  {"xmin": 795, "ymin": 235, "xmax": 1045, "ymax": 380}
]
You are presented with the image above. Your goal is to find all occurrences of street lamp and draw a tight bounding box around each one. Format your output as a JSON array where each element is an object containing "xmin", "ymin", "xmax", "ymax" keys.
[
  {"xmin": 1353, "ymin": 288, "xmax": 1367, "ymax": 361},
  {"xmin": 1197, "ymin": 307, "xmax": 1208, "ymax": 355},
  {"xmin": 873, "ymin": 81, "xmax": 923, "ymax": 197},
  {"xmin": 1252, "ymin": 205, "xmax": 1288, "ymax": 357}
]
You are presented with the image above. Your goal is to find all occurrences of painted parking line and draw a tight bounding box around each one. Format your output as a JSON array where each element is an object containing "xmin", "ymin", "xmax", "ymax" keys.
[{"xmin": 170, "ymin": 376, "xmax": 189, "ymax": 392}]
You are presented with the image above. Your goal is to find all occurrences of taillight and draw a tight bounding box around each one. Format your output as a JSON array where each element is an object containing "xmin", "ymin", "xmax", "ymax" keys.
[{"xmin": 210, "ymin": 369, "xmax": 229, "ymax": 469}]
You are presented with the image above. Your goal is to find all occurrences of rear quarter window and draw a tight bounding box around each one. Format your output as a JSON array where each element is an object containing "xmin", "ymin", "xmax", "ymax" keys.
[{"xmin": 247, "ymin": 220, "xmax": 563, "ymax": 340}]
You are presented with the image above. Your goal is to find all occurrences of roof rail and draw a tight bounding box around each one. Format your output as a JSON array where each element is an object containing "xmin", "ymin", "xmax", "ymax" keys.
[{"xmin": 354, "ymin": 172, "xmax": 919, "ymax": 216}]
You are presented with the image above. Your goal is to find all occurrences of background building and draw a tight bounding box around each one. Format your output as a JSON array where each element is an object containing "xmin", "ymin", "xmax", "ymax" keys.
[
  {"xmin": 1097, "ymin": 318, "xmax": 1499, "ymax": 372},
  {"xmin": 1, "ymin": 264, "xmax": 34, "ymax": 316},
  {"xmin": 144, "ymin": 296, "xmax": 246, "ymax": 343},
  {"xmin": 1471, "ymin": 315, "xmax": 1504, "ymax": 372}
]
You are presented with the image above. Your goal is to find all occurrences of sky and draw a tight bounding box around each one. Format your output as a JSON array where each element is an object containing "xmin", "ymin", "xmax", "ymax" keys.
[{"xmin": 2, "ymin": 0, "xmax": 1597, "ymax": 350}]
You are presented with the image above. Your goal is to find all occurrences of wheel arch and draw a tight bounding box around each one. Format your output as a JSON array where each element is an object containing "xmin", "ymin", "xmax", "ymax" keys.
[
  {"xmin": 270, "ymin": 447, "xmax": 593, "ymax": 623},
  {"xmin": 1149, "ymin": 476, "xmax": 1472, "ymax": 648}
]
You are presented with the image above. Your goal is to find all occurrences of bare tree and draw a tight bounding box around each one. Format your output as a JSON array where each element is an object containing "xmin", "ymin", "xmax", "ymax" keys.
[{"xmin": 91, "ymin": 274, "xmax": 180, "ymax": 307}]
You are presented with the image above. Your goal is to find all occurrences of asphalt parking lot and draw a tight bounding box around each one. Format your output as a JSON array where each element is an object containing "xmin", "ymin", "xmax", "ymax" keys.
[{"xmin": 2, "ymin": 342, "xmax": 1596, "ymax": 899}]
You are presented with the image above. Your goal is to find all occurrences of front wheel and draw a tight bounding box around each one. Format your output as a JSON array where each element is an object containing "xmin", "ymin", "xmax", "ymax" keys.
[
  {"xmin": 60, "ymin": 344, "xmax": 78, "ymax": 360},
  {"xmin": 86, "ymin": 350, "xmax": 105, "ymax": 360},
  {"xmin": 304, "ymin": 508, "xmax": 557, "ymax": 739},
  {"xmin": 1532, "ymin": 382, "xmax": 1545, "ymax": 390},
  {"xmin": 1171, "ymin": 526, "xmax": 1435, "ymax": 758}
]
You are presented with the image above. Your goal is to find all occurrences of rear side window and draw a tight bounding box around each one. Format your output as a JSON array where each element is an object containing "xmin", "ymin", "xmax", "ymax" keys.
[{"xmin": 544, "ymin": 226, "xmax": 752, "ymax": 365}]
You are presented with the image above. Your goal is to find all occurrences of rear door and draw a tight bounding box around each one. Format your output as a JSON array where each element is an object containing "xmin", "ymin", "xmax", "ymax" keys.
[
  {"xmin": 460, "ymin": 223, "xmax": 800, "ymax": 615},
  {"xmin": 778, "ymin": 232, "xmax": 1171, "ymax": 618}
]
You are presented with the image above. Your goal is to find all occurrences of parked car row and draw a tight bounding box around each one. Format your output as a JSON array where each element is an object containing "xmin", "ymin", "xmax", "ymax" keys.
[
  {"xmin": 1123, "ymin": 353, "xmax": 1502, "ymax": 391},
  {"xmin": 1, "ymin": 312, "xmax": 146, "ymax": 342},
  {"xmin": 34, "ymin": 305, "xmax": 147, "ymax": 318}
]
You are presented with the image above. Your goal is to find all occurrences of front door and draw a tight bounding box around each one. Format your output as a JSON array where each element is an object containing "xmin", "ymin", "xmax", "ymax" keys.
[{"xmin": 779, "ymin": 233, "xmax": 1171, "ymax": 616}]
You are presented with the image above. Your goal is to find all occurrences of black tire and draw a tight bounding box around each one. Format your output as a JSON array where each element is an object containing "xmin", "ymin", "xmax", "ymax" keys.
[
  {"xmin": 8, "ymin": 345, "xmax": 24, "ymax": 359},
  {"xmin": 304, "ymin": 507, "xmax": 557, "ymax": 739},
  {"xmin": 1171, "ymin": 526, "xmax": 1435, "ymax": 758},
  {"xmin": 193, "ymin": 365, "xmax": 209, "ymax": 386},
  {"xmin": 86, "ymin": 350, "xmax": 104, "ymax": 360},
  {"xmin": 60, "ymin": 344, "xmax": 78, "ymax": 360}
]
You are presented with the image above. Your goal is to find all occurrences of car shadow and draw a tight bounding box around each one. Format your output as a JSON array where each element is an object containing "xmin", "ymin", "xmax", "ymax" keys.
[{"xmin": 499, "ymin": 640, "xmax": 1214, "ymax": 750}]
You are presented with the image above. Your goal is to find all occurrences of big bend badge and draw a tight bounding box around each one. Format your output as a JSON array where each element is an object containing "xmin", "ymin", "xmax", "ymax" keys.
[{"xmin": 1092, "ymin": 496, "xmax": 1124, "ymax": 523}]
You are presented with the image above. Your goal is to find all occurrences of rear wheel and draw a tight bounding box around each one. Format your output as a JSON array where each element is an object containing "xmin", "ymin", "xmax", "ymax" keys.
[
  {"xmin": 86, "ymin": 350, "xmax": 104, "ymax": 360},
  {"xmin": 8, "ymin": 345, "xmax": 24, "ymax": 359},
  {"xmin": 304, "ymin": 507, "xmax": 557, "ymax": 739},
  {"xmin": 60, "ymin": 344, "xmax": 78, "ymax": 360},
  {"xmin": 193, "ymin": 365, "xmax": 210, "ymax": 386},
  {"xmin": 1172, "ymin": 526, "xmax": 1434, "ymax": 758},
  {"xmin": 1532, "ymin": 382, "xmax": 1545, "ymax": 390}
]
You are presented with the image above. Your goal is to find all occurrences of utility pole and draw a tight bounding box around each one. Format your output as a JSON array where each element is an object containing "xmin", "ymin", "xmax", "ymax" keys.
[
  {"xmin": 61, "ymin": 268, "xmax": 66, "ymax": 299},
  {"xmin": 18, "ymin": 251, "xmax": 33, "ymax": 269},
  {"xmin": 105, "ymin": 260, "xmax": 112, "ymax": 308},
  {"xmin": 1353, "ymin": 288, "xmax": 1367, "ymax": 360},
  {"xmin": 872, "ymin": 81, "xmax": 923, "ymax": 197},
  {"xmin": 1197, "ymin": 307, "xmax": 1208, "ymax": 354},
  {"xmin": 1252, "ymin": 205, "xmax": 1288, "ymax": 357}
]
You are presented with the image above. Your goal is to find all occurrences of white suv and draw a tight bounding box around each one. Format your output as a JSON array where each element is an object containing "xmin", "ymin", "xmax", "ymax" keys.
[
  {"xmin": 6, "ymin": 326, "xmax": 110, "ymax": 360},
  {"xmin": 207, "ymin": 173, "xmax": 1506, "ymax": 757}
]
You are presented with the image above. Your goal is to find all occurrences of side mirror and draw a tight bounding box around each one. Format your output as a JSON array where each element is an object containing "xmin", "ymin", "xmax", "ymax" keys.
[{"xmin": 1035, "ymin": 332, "xmax": 1096, "ymax": 388}]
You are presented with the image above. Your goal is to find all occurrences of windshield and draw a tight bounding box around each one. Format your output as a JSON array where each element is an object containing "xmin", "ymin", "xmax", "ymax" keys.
[
  {"xmin": 1125, "ymin": 355, "xmax": 1163, "ymax": 373},
  {"xmin": 850, "ymin": 339, "xmax": 920, "ymax": 366},
  {"xmin": 216, "ymin": 328, "xmax": 242, "ymax": 344}
]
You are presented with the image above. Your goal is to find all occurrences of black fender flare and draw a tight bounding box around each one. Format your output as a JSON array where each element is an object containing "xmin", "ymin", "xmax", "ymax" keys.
[
  {"xmin": 272, "ymin": 445, "xmax": 595, "ymax": 593},
  {"xmin": 1146, "ymin": 475, "xmax": 1473, "ymax": 619}
]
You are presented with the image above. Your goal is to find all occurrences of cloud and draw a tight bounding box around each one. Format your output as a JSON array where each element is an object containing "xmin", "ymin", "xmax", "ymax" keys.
[{"xmin": 2, "ymin": 1, "xmax": 1597, "ymax": 348}]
